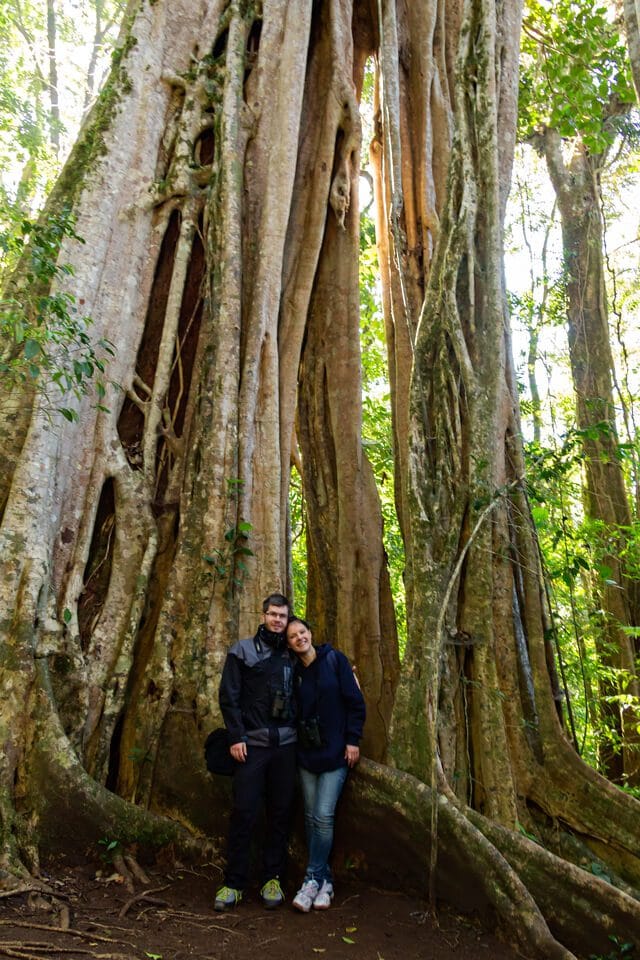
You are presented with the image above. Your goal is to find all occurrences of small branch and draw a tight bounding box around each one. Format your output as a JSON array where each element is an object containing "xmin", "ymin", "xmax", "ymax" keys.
[
  {"xmin": 118, "ymin": 884, "xmax": 170, "ymax": 918},
  {"xmin": 0, "ymin": 920, "xmax": 118, "ymax": 943},
  {"xmin": 161, "ymin": 73, "xmax": 187, "ymax": 90}
]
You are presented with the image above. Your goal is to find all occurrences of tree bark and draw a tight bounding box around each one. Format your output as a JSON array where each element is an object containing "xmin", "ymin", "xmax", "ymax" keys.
[
  {"xmin": 542, "ymin": 128, "xmax": 640, "ymax": 785},
  {"xmin": 623, "ymin": 0, "xmax": 640, "ymax": 100},
  {"xmin": 46, "ymin": 0, "xmax": 60, "ymax": 156},
  {"xmin": 376, "ymin": 0, "xmax": 640, "ymax": 934},
  {"xmin": 0, "ymin": 3, "xmax": 638, "ymax": 957}
]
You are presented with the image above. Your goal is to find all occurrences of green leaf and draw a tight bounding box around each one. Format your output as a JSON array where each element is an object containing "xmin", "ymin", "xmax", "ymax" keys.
[{"xmin": 23, "ymin": 338, "xmax": 40, "ymax": 359}]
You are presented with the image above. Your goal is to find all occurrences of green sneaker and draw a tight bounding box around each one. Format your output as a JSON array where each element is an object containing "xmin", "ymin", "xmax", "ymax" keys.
[
  {"xmin": 260, "ymin": 877, "xmax": 284, "ymax": 909},
  {"xmin": 214, "ymin": 885, "xmax": 242, "ymax": 912}
]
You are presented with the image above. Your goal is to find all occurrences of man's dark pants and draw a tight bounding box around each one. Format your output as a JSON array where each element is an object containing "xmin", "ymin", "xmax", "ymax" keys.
[{"xmin": 224, "ymin": 742, "xmax": 296, "ymax": 890}]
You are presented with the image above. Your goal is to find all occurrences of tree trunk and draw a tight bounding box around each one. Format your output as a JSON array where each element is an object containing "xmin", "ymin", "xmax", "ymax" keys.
[
  {"xmin": 0, "ymin": 2, "xmax": 639, "ymax": 957},
  {"xmin": 542, "ymin": 128, "xmax": 640, "ymax": 785},
  {"xmin": 47, "ymin": 0, "xmax": 60, "ymax": 156},
  {"xmin": 375, "ymin": 0, "xmax": 640, "ymax": 943},
  {"xmin": 623, "ymin": 0, "xmax": 640, "ymax": 100},
  {"xmin": 1, "ymin": 0, "xmax": 396, "ymax": 849},
  {"xmin": 345, "ymin": 760, "xmax": 639, "ymax": 960}
]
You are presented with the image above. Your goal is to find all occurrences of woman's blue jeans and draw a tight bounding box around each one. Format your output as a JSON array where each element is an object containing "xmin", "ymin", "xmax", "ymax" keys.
[{"xmin": 299, "ymin": 765, "xmax": 348, "ymax": 883}]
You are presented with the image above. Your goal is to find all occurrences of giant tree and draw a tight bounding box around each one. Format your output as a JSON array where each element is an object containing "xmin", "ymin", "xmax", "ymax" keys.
[
  {"xmin": 0, "ymin": 2, "xmax": 639, "ymax": 958},
  {"xmin": 372, "ymin": 0, "xmax": 640, "ymax": 951}
]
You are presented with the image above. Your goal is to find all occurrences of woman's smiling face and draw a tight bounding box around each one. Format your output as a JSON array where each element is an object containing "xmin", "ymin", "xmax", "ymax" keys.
[{"xmin": 286, "ymin": 619, "xmax": 313, "ymax": 655}]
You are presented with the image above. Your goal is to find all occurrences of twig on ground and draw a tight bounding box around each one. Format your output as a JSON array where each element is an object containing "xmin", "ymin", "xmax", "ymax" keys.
[
  {"xmin": 0, "ymin": 919, "xmax": 118, "ymax": 943},
  {"xmin": 0, "ymin": 947, "xmax": 133, "ymax": 960},
  {"xmin": 118, "ymin": 885, "xmax": 170, "ymax": 918}
]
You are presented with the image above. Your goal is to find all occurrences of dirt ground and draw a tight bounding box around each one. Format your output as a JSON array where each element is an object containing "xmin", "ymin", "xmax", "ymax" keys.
[{"xmin": 0, "ymin": 854, "xmax": 532, "ymax": 960}]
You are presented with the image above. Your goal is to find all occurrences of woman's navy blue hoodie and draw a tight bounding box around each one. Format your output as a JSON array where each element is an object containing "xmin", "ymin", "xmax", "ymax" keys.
[{"xmin": 294, "ymin": 643, "xmax": 366, "ymax": 773}]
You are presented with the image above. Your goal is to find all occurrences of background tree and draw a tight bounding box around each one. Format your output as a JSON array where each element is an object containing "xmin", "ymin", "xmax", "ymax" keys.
[
  {"xmin": 624, "ymin": 0, "xmax": 640, "ymax": 98},
  {"xmin": 520, "ymin": 0, "xmax": 640, "ymax": 783}
]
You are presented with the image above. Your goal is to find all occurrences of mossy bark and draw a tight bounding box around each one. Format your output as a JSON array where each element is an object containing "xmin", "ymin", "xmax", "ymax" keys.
[
  {"xmin": 1, "ymin": 0, "xmax": 396, "ymax": 870},
  {"xmin": 378, "ymin": 0, "xmax": 640, "ymax": 949},
  {"xmin": 0, "ymin": 2, "xmax": 638, "ymax": 956}
]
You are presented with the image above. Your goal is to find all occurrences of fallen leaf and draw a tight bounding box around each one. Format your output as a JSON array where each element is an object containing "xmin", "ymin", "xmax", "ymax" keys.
[
  {"xmin": 342, "ymin": 937, "xmax": 356, "ymax": 944},
  {"xmin": 346, "ymin": 926, "xmax": 357, "ymax": 933},
  {"xmin": 312, "ymin": 950, "xmax": 326, "ymax": 954}
]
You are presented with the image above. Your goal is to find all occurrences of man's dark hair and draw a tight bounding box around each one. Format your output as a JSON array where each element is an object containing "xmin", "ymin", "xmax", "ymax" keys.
[{"xmin": 262, "ymin": 593, "xmax": 289, "ymax": 613}]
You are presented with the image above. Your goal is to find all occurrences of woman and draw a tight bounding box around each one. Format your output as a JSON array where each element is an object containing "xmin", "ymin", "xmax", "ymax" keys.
[{"xmin": 286, "ymin": 616, "xmax": 366, "ymax": 913}]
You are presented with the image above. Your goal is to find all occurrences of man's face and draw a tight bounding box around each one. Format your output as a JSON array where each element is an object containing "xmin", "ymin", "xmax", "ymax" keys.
[{"xmin": 263, "ymin": 604, "xmax": 289, "ymax": 633}]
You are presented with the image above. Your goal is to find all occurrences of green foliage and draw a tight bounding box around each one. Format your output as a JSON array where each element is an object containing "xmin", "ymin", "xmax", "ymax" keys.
[
  {"xmin": 289, "ymin": 464, "xmax": 307, "ymax": 615},
  {"xmin": 203, "ymin": 481, "xmax": 254, "ymax": 598},
  {"xmin": 525, "ymin": 432, "xmax": 640, "ymax": 773},
  {"xmin": 520, "ymin": 0, "xmax": 635, "ymax": 152},
  {"xmin": 359, "ymin": 209, "xmax": 407, "ymax": 655},
  {"xmin": 0, "ymin": 205, "xmax": 114, "ymax": 420},
  {"xmin": 589, "ymin": 934, "xmax": 636, "ymax": 960},
  {"xmin": 203, "ymin": 521, "xmax": 254, "ymax": 594},
  {"xmin": 97, "ymin": 836, "xmax": 122, "ymax": 863}
]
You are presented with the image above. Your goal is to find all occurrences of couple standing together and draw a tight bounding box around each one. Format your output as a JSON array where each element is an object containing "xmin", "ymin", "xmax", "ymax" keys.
[{"xmin": 214, "ymin": 592, "xmax": 366, "ymax": 913}]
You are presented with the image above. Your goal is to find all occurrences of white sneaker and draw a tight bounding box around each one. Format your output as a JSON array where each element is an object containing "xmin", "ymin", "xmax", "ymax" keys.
[
  {"xmin": 312, "ymin": 880, "xmax": 334, "ymax": 910},
  {"xmin": 292, "ymin": 879, "xmax": 319, "ymax": 913}
]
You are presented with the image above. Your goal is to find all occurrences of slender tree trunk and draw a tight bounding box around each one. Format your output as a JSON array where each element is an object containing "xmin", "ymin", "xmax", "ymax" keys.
[
  {"xmin": 542, "ymin": 129, "xmax": 640, "ymax": 785},
  {"xmin": 83, "ymin": 0, "xmax": 107, "ymax": 112},
  {"xmin": 47, "ymin": 0, "xmax": 60, "ymax": 156},
  {"xmin": 623, "ymin": 0, "xmax": 640, "ymax": 99}
]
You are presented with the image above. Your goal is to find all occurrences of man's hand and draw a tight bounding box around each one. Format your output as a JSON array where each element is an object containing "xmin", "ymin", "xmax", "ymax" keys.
[
  {"xmin": 345, "ymin": 744, "xmax": 360, "ymax": 768},
  {"xmin": 230, "ymin": 741, "xmax": 247, "ymax": 762}
]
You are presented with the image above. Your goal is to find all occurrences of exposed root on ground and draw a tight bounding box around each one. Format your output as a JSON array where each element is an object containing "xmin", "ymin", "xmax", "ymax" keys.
[
  {"xmin": 347, "ymin": 760, "xmax": 640, "ymax": 960},
  {"xmin": 0, "ymin": 676, "xmax": 218, "ymax": 900}
]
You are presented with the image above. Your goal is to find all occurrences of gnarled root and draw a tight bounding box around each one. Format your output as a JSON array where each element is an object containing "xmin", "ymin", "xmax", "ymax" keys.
[
  {"xmin": 342, "ymin": 760, "xmax": 639, "ymax": 960},
  {"xmin": 2, "ymin": 674, "xmax": 218, "ymax": 895}
]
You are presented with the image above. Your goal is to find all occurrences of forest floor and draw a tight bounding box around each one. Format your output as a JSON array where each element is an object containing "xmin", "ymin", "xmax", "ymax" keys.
[{"xmin": 0, "ymin": 854, "xmax": 531, "ymax": 960}]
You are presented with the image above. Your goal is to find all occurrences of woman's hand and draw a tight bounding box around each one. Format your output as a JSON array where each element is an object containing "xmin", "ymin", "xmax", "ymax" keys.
[
  {"xmin": 230, "ymin": 741, "xmax": 247, "ymax": 762},
  {"xmin": 345, "ymin": 744, "xmax": 360, "ymax": 768}
]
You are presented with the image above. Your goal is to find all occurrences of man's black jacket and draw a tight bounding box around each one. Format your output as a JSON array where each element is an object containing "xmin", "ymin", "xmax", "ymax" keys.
[{"xmin": 219, "ymin": 625, "xmax": 296, "ymax": 746}]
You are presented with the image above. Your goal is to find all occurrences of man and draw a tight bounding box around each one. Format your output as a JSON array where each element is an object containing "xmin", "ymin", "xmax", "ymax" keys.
[{"xmin": 214, "ymin": 593, "xmax": 296, "ymax": 911}]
